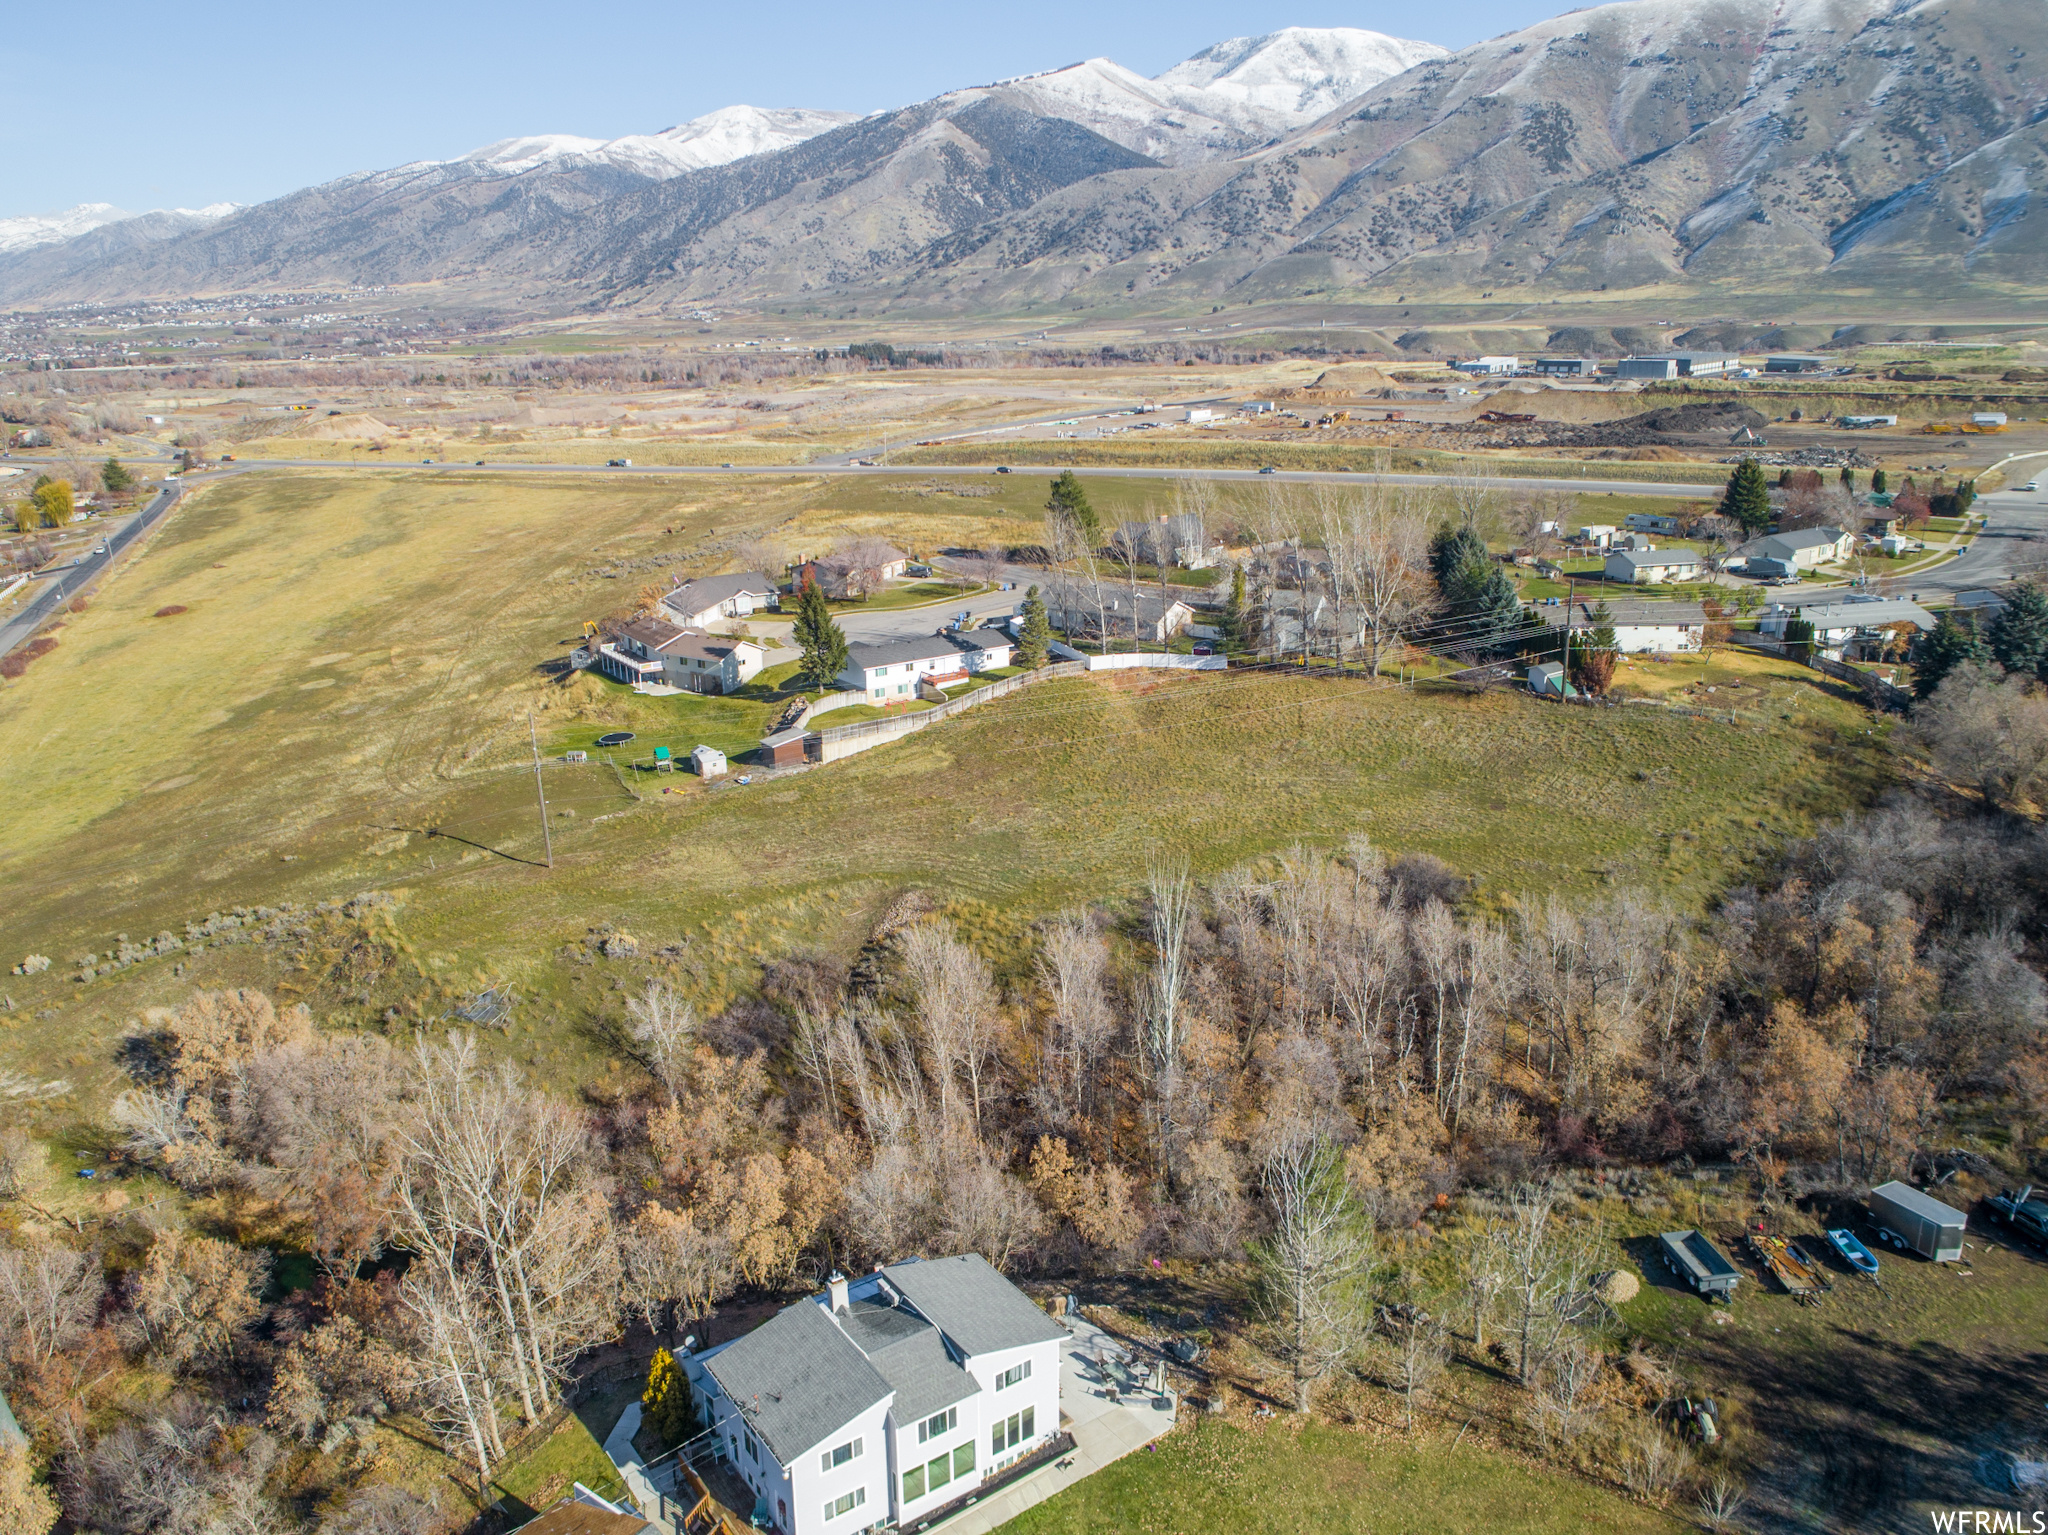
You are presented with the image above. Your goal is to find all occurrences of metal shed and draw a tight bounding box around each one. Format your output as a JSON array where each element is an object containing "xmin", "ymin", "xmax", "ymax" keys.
[
  {"xmin": 1868, "ymin": 1181, "xmax": 1966, "ymax": 1261},
  {"xmin": 689, "ymin": 744, "xmax": 728, "ymax": 779}
]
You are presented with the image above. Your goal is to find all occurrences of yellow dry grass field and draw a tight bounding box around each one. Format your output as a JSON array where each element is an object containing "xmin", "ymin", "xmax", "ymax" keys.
[{"xmin": 0, "ymin": 469, "xmax": 1890, "ymax": 1107}]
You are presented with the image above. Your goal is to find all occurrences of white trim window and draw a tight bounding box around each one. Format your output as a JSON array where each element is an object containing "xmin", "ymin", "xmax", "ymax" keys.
[
  {"xmin": 995, "ymin": 1360, "xmax": 1031, "ymax": 1391},
  {"xmin": 823, "ymin": 1486, "xmax": 866, "ymax": 1522},
  {"xmin": 916, "ymin": 1407, "xmax": 958, "ymax": 1443},
  {"xmin": 820, "ymin": 1436, "xmax": 863, "ymax": 1472}
]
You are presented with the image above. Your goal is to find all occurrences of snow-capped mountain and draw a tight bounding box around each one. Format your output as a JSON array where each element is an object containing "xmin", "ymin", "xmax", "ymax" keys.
[
  {"xmin": 1155, "ymin": 26, "xmax": 1448, "ymax": 130},
  {"xmin": 459, "ymin": 106, "xmax": 859, "ymax": 181},
  {"xmin": 0, "ymin": 202, "xmax": 236, "ymax": 255},
  {"xmin": 1004, "ymin": 27, "xmax": 1446, "ymax": 162}
]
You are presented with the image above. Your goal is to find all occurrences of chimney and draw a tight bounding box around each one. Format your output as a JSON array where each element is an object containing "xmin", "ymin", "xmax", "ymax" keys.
[{"xmin": 828, "ymin": 1270, "xmax": 849, "ymax": 1314}]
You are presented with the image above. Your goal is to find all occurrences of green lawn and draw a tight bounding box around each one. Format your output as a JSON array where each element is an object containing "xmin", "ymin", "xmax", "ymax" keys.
[
  {"xmin": 1004, "ymin": 1419, "xmax": 1688, "ymax": 1535},
  {"xmin": 830, "ymin": 579, "xmax": 988, "ymax": 613},
  {"xmin": 806, "ymin": 697, "xmax": 939, "ymax": 728},
  {"xmin": 486, "ymin": 1411, "xmax": 627, "ymax": 1523}
]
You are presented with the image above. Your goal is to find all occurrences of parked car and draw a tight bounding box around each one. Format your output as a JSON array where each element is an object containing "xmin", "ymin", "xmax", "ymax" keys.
[
  {"xmin": 219, "ymin": 453, "xmax": 235, "ymax": 462},
  {"xmin": 994, "ymin": 465, "xmax": 1011, "ymax": 473},
  {"xmin": 2027, "ymin": 481, "xmax": 2040, "ymax": 492},
  {"xmin": 1192, "ymin": 643, "xmax": 1214, "ymax": 655}
]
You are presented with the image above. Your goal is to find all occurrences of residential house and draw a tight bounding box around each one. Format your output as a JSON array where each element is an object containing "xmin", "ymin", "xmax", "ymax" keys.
[
  {"xmin": 799, "ymin": 546, "xmax": 912, "ymax": 600},
  {"xmin": 1758, "ymin": 596, "xmax": 1936, "ymax": 658},
  {"xmin": 684, "ymin": 1256, "xmax": 1066, "ymax": 1535},
  {"xmin": 1746, "ymin": 526, "xmax": 1855, "ymax": 570},
  {"xmin": 1604, "ymin": 548, "xmax": 1703, "ymax": 584},
  {"xmin": 839, "ymin": 630, "xmax": 1015, "ymax": 701},
  {"xmin": 661, "ymin": 572, "xmax": 778, "ymax": 629},
  {"xmin": 1043, "ymin": 590, "xmax": 1194, "ymax": 643},
  {"xmin": 1541, "ymin": 599, "xmax": 1712, "ymax": 654},
  {"xmin": 1952, "ymin": 588, "xmax": 2008, "ymax": 621},
  {"xmin": 599, "ymin": 618, "xmax": 766, "ymax": 695}
]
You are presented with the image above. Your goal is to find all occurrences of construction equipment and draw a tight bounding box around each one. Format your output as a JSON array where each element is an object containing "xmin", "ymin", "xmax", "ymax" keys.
[{"xmin": 1747, "ymin": 1225, "xmax": 1832, "ymax": 1304}]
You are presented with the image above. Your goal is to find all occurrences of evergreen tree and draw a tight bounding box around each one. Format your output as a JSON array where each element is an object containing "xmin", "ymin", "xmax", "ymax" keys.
[
  {"xmin": 1782, "ymin": 616, "xmax": 1817, "ymax": 662},
  {"xmin": 1913, "ymin": 611, "xmax": 1992, "ymax": 699},
  {"xmin": 1223, "ymin": 564, "xmax": 1247, "ymax": 651},
  {"xmin": 1427, "ymin": 523, "xmax": 1489, "ymax": 589},
  {"xmin": 1989, "ymin": 583, "xmax": 2048, "ymax": 679},
  {"xmin": 1839, "ymin": 467, "xmax": 1855, "ymax": 493},
  {"xmin": 1720, "ymin": 458, "xmax": 1773, "ymax": 536},
  {"xmin": 101, "ymin": 457, "xmax": 133, "ymax": 492},
  {"xmin": 1045, "ymin": 471, "xmax": 1100, "ymax": 547},
  {"xmin": 1017, "ymin": 584, "xmax": 1052, "ymax": 668},
  {"xmin": 1468, "ymin": 565, "xmax": 1525, "ymax": 653},
  {"xmin": 792, "ymin": 576, "xmax": 850, "ymax": 693},
  {"xmin": 643, "ymin": 1347, "xmax": 697, "ymax": 1448},
  {"xmin": 1872, "ymin": 467, "xmax": 1889, "ymax": 496}
]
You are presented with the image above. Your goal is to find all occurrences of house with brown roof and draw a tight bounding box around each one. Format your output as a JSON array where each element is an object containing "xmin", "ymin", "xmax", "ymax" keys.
[{"xmin": 599, "ymin": 617, "xmax": 766, "ymax": 695}]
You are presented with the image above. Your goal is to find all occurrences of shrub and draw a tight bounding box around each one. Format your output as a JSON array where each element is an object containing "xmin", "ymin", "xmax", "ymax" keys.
[
  {"xmin": 0, "ymin": 637, "xmax": 57, "ymax": 680},
  {"xmin": 153, "ymin": 605, "xmax": 189, "ymax": 618}
]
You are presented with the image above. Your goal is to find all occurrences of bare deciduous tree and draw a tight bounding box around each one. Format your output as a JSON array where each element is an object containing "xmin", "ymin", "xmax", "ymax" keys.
[
  {"xmin": 1254, "ymin": 1137, "xmax": 1376, "ymax": 1411},
  {"xmin": 627, "ymin": 978, "xmax": 698, "ymax": 1104}
]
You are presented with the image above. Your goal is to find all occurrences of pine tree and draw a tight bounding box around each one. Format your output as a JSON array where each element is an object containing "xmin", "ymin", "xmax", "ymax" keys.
[
  {"xmin": 1989, "ymin": 583, "xmax": 2048, "ymax": 679},
  {"xmin": 101, "ymin": 457, "xmax": 133, "ymax": 492},
  {"xmin": 1017, "ymin": 584, "xmax": 1052, "ymax": 668},
  {"xmin": 1469, "ymin": 566, "xmax": 1525, "ymax": 653},
  {"xmin": 1913, "ymin": 612, "xmax": 1992, "ymax": 699},
  {"xmin": 1840, "ymin": 467, "xmax": 1855, "ymax": 492},
  {"xmin": 1045, "ymin": 471, "xmax": 1100, "ymax": 547},
  {"xmin": 1720, "ymin": 458, "xmax": 1774, "ymax": 536},
  {"xmin": 792, "ymin": 577, "xmax": 849, "ymax": 693},
  {"xmin": 1872, "ymin": 467, "xmax": 1889, "ymax": 496},
  {"xmin": 1223, "ymin": 565, "xmax": 1246, "ymax": 650},
  {"xmin": 643, "ymin": 1347, "xmax": 697, "ymax": 1448},
  {"xmin": 1428, "ymin": 524, "xmax": 1489, "ymax": 589}
]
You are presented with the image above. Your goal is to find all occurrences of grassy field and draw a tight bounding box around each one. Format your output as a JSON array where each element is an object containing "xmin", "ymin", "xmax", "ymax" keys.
[{"xmin": 1005, "ymin": 1418, "xmax": 1690, "ymax": 1535}]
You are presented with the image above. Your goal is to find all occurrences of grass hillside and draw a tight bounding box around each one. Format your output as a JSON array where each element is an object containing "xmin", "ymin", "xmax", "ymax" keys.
[{"xmin": 0, "ymin": 469, "xmax": 1887, "ymax": 1105}]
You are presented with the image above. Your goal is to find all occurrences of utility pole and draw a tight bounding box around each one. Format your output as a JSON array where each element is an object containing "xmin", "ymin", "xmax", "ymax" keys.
[{"xmin": 528, "ymin": 711, "xmax": 553, "ymax": 870}]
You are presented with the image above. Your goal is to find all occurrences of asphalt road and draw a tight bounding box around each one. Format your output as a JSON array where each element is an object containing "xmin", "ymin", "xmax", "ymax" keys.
[
  {"xmin": 0, "ymin": 483, "xmax": 182, "ymax": 656},
  {"xmin": 185, "ymin": 455, "xmax": 1727, "ymax": 498},
  {"xmin": 1897, "ymin": 451, "xmax": 2048, "ymax": 599}
]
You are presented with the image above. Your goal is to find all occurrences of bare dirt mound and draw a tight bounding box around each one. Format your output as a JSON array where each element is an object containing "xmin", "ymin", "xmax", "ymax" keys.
[
  {"xmin": 282, "ymin": 412, "xmax": 394, "ymax": 440},
  {"xmin": 1630, "ymin": 400, "xmax": 1766, "ymax": 435},
  {"xmin": 1460, "ymin": 396, "xmax": 1765, "ymax": 452}
]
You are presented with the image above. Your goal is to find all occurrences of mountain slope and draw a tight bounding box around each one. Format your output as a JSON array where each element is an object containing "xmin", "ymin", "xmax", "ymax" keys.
[{"xmin": 2, "ymin": 5, "xmax": 2042, "ymax": 311}]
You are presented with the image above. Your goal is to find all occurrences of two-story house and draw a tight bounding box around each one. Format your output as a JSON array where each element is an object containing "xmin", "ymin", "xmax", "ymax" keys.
[
  {"xmin": 839, "ymin": 631, "xmax": 1015, "ymax": 701},
  {"xmin": 599, "ymin": 618, "xmax": 766, "ymax": 695},
  {"xmin": 685, "ymin": 1256, "xmax": 1065, "ymax": 1535}
]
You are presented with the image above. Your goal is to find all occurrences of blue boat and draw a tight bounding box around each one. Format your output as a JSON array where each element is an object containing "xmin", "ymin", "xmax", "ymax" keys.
[{"xmin": 1828, "ymin": 1228, "xmax": 1880, "ymax": 1278}]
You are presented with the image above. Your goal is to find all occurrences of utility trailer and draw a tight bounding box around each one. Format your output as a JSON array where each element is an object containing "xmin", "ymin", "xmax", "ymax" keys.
[
  {"xmin": 1747, "ymin": 1228, "xmax": 1832, "ymax": 1304},
  {"xmin": 1658, "ymin": 1229, "xmax": 1742, "ymax": 1300},
  {"xmin": 1868, "ymin": 1181, "xmax": 1967, "ymax": 1262}
]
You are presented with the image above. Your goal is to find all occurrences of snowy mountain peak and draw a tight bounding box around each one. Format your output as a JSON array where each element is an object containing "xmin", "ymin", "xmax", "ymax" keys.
[
  {"xmin": 458, "ymin": 105, "xmax": 858, "ymax": 182},
  {"xmin": 1154, "ymin": 26, "xmax": 1449, "ymax": 129},
  {"xmin": 0, "ymin": 203, "xmax": 132, "ymax": 254}
]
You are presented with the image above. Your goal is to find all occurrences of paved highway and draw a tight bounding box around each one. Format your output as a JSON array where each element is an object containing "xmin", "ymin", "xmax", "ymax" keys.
[
  {"xmin": 0, "ymin": 483, "xmax": 182, "ymax": 656},
  {"xmin": 1894, "ymin": 451, "xmax": 2048, "ymax": 599}
]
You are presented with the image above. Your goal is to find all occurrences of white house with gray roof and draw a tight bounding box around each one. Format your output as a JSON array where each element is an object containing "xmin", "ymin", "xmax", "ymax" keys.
[
  {"xmin": 1758, "ymin": 596, "xmax": 1935, "ymax": 657},
  {"xmin": 660, "ymin": 572, "xmax": 779, "ymax": 630},
  {"xmin": 683, "ymin": 1255, "xmax": 1065, "ymax": 1535},
  {"xmin": 839, "ymin": 631, "xmax": 1015, "ymax": 700}
]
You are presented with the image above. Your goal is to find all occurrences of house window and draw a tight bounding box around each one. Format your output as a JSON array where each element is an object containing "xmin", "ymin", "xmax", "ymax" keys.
[
  {"xmin": 821, "ymin": 1437, "xmax": 863, "ymax": 1471},
  {"xmin": 744, "ymin": 1432, "xmax": 758, "ymax": 1463},
  {"xmin": 917, "ymin": 1407, "xmax": 957, "ymax": 1443},
  {"xmin": 927, "ymin": 1452, "xmax": 952, "ymax": 1493},
  {"xmin": 902, "ymin": 1465, "xmax": 925, "ymax": 1502},
  {"xmin": 824, "ymin": 1488, "xmax": 866, "ymax": 1521},
  {"xmin": 992, "ymin": 1408, "xmax": 1034, "ymax": 1455},
  {"xmin": 996, "ymin": 1361, "xmax": 1031, "ymax": 1390},
  {"xmin": 952, "ymin": 1442, "xmax": 975, "ymax": 1480}
]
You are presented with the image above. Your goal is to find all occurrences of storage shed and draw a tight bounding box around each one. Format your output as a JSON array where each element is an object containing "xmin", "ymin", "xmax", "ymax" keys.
[
  {"xmin": 760, "ymin": 728, "xmax": 807, "ymax": 768},
  {"xmin": 689, "ymin": 744, "xmax": 728, "ymax": 778},
  {"xmin": 1868, "ymin": 1181, "xmax": 1966, "ymax": 1261}
]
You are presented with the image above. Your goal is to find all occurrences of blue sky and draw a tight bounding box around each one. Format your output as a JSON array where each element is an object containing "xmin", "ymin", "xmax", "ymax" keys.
[{"xmin": 1, "ymin": 0, "xmax": 1570, "ymax": 217}]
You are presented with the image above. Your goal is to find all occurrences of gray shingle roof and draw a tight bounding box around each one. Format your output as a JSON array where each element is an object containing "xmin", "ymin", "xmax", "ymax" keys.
[
  {"xmin": 1606, "ymin": 548, "xmax": 1701, "ymax": 572},
  {"xmin": 666, "ymin": 572, "xmax": 775, "ymax": 613},
  {"xmin": 703, "ymin": 1298, "xmax": 890, "ymax": 1466},
  {"xmin": 1760, "ymin": 527, "xmax": 1848, "ymax": 555},
  {"xmin": 839, "ymin": 1299, "xmax": 980, "ymax": 1423},
  {"xmin": 847, "ymin": 631, "xmax": 1013, "ymax": 671},
  {"xmin": 882, "ymin": 1255, "xmax": 1066, "ymax": 1358}
]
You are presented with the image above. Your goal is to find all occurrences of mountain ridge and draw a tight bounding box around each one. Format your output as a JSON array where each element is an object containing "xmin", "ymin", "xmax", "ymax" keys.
[{"xmin": 2, "ymin": 6, "xmax": 2041, "ymax": 313}]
